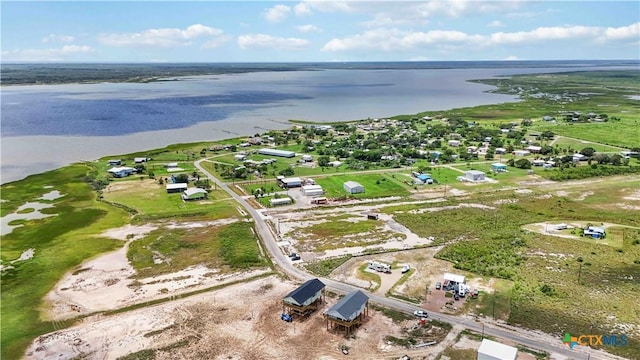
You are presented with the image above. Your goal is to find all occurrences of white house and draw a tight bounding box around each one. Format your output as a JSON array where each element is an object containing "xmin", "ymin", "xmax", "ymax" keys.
[
  {"xmin": 463, "ymin": 170, "xmax": 485, "ymax": 182},
  {"xmin": 448, "ymin": 140, "xmax": 461, "ymax": 147},
  {"xmin": 526, "ymin": 145, "xmax": 542, "ymax": 153},
  {"xmin": 513, "ymin": 150, "xmax": 531, "ymax": 157},
  {"xmin": 532, "ymin": 159, "xmax": 546, "ymax": 167},
  {"xmin": 343, "ymin": 181, "xmax": 365, "ymax": 194},
  {"xmin": 108, "ymin": 166, "xmax": 136, "ymax": 178},
  {"xmin": 328, "ymin": 161, "xmax": 343, "ymax": 167},
  {"xmin": 477, "ymin": 339, "xmax": 518, "ymax": 360},
  {"xmin": 301, "ymin": 155, "xmax": 313, "ymax": 162},
  {"xmin": 182, "ymin": 188, "xmax": 208, "ymax": 201},
  {"xmin": 134, "ymin": 157, "xmax": 149, "ymax": 164},
  {"xmin": 107, "ymin": 159, "xmax": 122, "ymax": 166}
]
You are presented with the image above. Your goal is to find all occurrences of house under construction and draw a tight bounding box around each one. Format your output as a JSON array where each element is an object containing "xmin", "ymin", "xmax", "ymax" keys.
[
  {"xmin": 323, "ymin": 290, "xmax": 369, "ymax": 335},
  {"xmin": 282, "ymin": 278, "xmax": 326, "ymax": 318}
]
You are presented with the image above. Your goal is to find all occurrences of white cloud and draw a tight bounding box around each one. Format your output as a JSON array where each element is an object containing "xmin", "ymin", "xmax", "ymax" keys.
[
  {"xmin": 263, "ymin": 4, "xmax": 291, "ymax": 23},
  {"xmin": 297, "ymin": 1, "xmax": 354, "ymax": 13},
  {"xmin": 238, "ymin": 34, "xmax": 310, "ymax": 50},
  {"xmin": 600, "ymin": 22, "xmax": 640, "ymax": 41},
  {"xmin": 502, "ymin": 55, "xmax": 520, "ymax": 61},
  {"xmin": 322, "ymin": 28, "xmax": 481, "ymax": 52},
  {"xmin": 489, "ymin": 26, "xmax": 600, "ymax": 44},
  {"xmin": 323, "ymin": 23, "xmax": 639, "ymax": 53},
  {"xmin": 296, "ymin": 24, "xmax": 322, "ymax": 33},
  {"xmin": 1, "ymin": 45, "xmax": 94, "ymax": 61},
  {"xmin": 98, "ymin": 24, "xmax": 224, "ymax": 47},
  {"xmin": 41, "ymin": 33, "xmax": 75, "ymax": 43},
  {"xmin": 487, "ymin": 20, "xmax": 504, "ymax": 28},
  {"xmin": 294, "ymin": 2, "xmax": 312, "ymax": 16}
]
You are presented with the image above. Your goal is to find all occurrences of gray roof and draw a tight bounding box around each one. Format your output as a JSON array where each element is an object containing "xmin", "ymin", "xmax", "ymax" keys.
[
  {"xmin": 324, "ymin": 290, "xmax": 368, "ymax": 322},
  {"xmin": 284, "ymin": 278, "xmax": 325, "ymax": 306}
]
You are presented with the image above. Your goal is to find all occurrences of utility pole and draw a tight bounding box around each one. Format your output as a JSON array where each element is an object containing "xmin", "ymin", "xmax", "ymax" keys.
[
  {"xmin": 578, "ymin": 262, "xmax": 583, "ymax": 285},
  {"xmin": 492, "ymin": 290, "xmax": 497, "ymax": 320}
]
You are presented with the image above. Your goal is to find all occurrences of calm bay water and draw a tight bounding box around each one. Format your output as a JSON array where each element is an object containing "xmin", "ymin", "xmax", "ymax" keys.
[{"xmin": 1, "ymin": 62, "xmax": 637, "ymax": 184}]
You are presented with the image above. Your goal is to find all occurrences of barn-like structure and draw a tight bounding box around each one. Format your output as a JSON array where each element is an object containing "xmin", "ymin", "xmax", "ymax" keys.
[
  {"xmin": 323, "ymin": 290, "xmax": 369, "ymax": 335},
  {"xmin": 282, "ymin": 278, "xmax": 326, "ymax": 318}
]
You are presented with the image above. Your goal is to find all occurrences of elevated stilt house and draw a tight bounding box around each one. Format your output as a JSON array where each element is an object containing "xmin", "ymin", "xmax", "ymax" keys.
[
  {"xmin": 323, "ymin": 290, "xmax": 369, "ymax": 335},
  {"xmin": 282, "ymin": 278, "xmax": 325, "ymax": 318}
]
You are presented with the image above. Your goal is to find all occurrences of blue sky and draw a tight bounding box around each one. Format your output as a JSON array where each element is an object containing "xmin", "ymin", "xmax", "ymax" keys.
[{"xmin": 1, "ymin": 1, "xmax": 639, "ymax": 62}]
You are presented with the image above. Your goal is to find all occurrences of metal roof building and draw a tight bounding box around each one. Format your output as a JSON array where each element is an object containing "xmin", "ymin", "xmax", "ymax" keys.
[
  {"xmin": 477, "ymin": 339, "xmax": 518, "ymax": 360},
  {"xmin": 258, "ymin": 148, "xmax": 295, "ymax": 158},
  {"xmin": 343, "ymin": 181, "xmax": 365, "ymax": 194},
  {"xmin": 324, "ymin": 290, "xmax": 369, "ymax": 334},
  {"xmin": 282, "ymin": 278, "xmax": 325, "ymax": 318}
]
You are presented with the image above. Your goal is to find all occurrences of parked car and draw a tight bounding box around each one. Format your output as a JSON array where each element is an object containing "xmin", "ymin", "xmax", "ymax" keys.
[
  {"xmin": 454, "ymin": 293, "xmax": 460, "ymax": 301},
  {"xmin": 413, "ymin": 310, "xmax": 428, "ymax": 318},
  {"xmin": 471, "ymin": 289, "xmax": 479, "ymax": 299},
  {"xmin": 281, "ymin": 313, "xmax": 292, "ymax": 322},
  {"xmin": 435, "ymin": 282, "xmax": 442, "ymax": 290},
  {"xmin": 289, "ymin": 253, "xmax": 301, "ymax": 261},
  {"xmin": 401, "ymin": 265, "xmax": 410, "ymax": 273}
]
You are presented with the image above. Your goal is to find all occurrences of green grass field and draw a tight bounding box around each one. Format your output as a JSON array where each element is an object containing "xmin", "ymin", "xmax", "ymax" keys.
[
  {"xmin": 550, "ymin": 136, "xmax": 627, "ymax": 153},
  {"xmin": 128, "ymin": 221, "xmax": 267, "ymax": 277},
  {"xmin": 102, "ymin": 179, "xmax": 238, "ymax": 220},
  {"xmin": 314, "ymin": 173, "xmax": 411, "ymax": 199}
]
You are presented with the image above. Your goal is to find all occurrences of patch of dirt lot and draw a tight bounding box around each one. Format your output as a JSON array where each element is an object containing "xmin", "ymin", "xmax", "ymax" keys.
[
  {"xmin": 43, "ymin": 222, "xmax": 270, "ymax": 321},
  {"xmin": 27, "ymin": 276, "xmax": 456, "ymax": 360}
]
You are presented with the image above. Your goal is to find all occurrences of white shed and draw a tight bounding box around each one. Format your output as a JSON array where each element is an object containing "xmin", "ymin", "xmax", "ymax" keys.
[
  {"xmin": 343, "ymin": 181, "xmax": 364, "ymax": 194},
  {"xmin": 444, "ymin": 272, "xmax": 466, "ymax": 284},
  {"xmin": 477, "ymin": 339, "xmax": 517, "ymax": 360},
  {"xmin": 464, "ymin": 170, "xmax": 485, "ymax": 182},
  {"xmin": 270, "ymin": 197, "xmax": 292, "ymax": 206},
  {"xmin": 302, "ymin": 185, "xmax": 324, "ymax": 197}
]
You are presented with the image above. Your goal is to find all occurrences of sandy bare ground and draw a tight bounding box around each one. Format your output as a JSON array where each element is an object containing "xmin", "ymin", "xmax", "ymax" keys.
[
  {"xmin": 27, "ymin": 276, "xmax": 460, "ymax": 360},
  {"xmin": 43, "ymin": 222, "xmax": 271, "ymax": 321}
]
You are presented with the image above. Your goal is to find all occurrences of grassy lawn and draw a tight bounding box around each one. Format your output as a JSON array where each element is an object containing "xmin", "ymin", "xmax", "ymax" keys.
[
  {"xmin": 102, "ymin": 178, "xmax": 238, "ymax": 220},
  {"xmin": 1, "ymin": 164, "xmax": 130, "ymax": 360},
  {"xmin": 551, "ymin": 136, "xmax": 627, "ymax": 153},
  {"xmin": 534, "ymin": 119, "xmax": 640, "ymax": 150},
  {"xmin": 472, "ymin": 279, "xmax": 514, "ymax": 321},
  {"xmin": 314, "ymin": 173, "xmax": 411, "ymax": 199},
  {"xmin": 128, "ymin": 221, "xmax": 267, "ymax": 278}
]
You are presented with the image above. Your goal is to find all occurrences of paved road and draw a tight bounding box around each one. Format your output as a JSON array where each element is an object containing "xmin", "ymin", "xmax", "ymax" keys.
[{"xmin": 195, "ymin": 159, "xmax": 626, "ymax": 360}]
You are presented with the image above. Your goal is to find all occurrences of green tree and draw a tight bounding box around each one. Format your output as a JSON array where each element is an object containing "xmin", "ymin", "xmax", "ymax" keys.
[
  {"xmin": 318, "ymin": 155, "xmax": 330, "ymax": 167},
  {"xmin": 515, "ymin": 158, "xmax": 531, "ymax": 169},
  {"xmin": 579, "ymin": 147, "xmax": 596, "ymax": 157}
]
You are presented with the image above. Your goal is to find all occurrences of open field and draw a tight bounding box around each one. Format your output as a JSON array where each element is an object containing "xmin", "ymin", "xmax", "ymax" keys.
[
  {"xmin": 102, "ymin": 178, "xmax": 238, "ymax": 220},
  {"xmin": 315, "ymin": 173, "xmax": 412, "ymax": 199},
  {"xmin": 551, "ymin": 136, "xmax": 627, "ymax": 153}
]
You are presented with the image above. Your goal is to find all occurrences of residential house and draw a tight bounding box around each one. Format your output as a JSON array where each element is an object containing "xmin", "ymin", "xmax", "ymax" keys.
[{"xmin": 182, "ymin": 188, "xmax": 207, "ymax": 201}]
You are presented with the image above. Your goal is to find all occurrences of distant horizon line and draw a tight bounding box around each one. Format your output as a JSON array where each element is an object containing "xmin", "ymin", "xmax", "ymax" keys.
[{"xmin": 2, "ymin": 59, "xmax": 640, "ymax": 65}]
